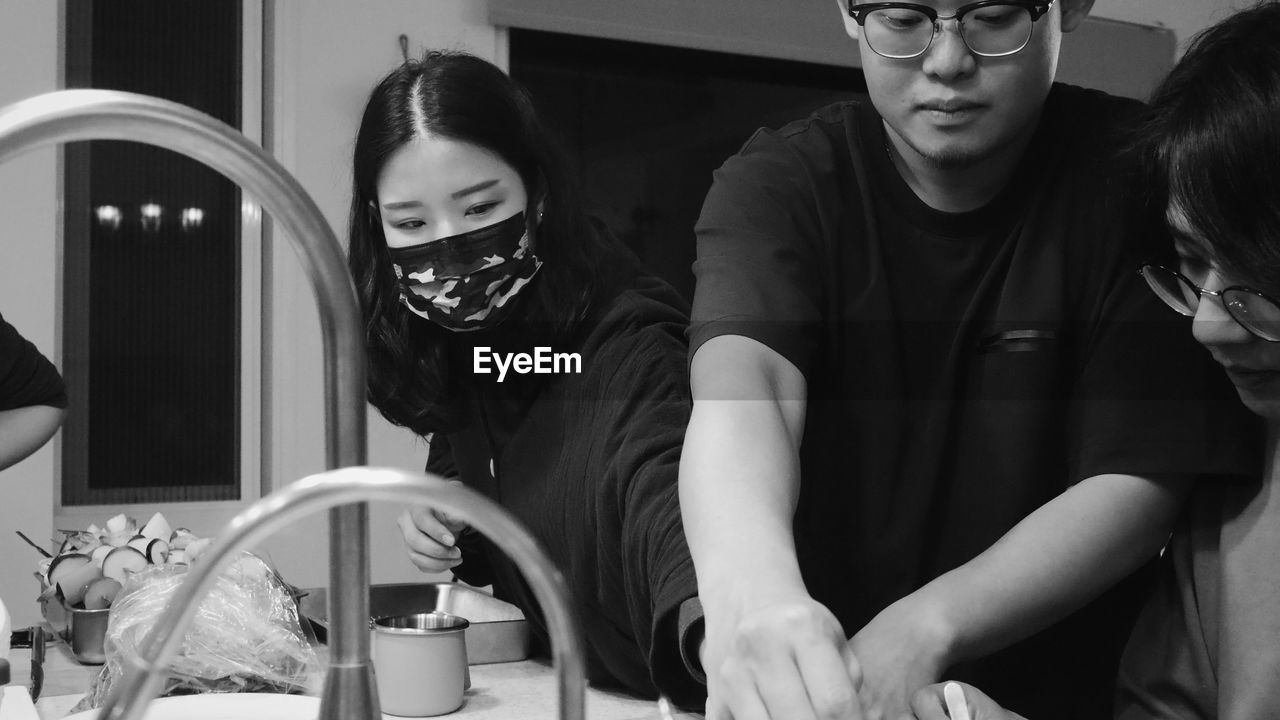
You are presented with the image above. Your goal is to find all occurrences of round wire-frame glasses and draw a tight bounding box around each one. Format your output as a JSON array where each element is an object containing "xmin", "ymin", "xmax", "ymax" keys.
[
  {"xmin": 1140, "ymin": 263, "xmax": 1280, "ymax": 343},
  {"xmin": 847, "ymin": 0, "xmax": 1055, "ymax": 59}
]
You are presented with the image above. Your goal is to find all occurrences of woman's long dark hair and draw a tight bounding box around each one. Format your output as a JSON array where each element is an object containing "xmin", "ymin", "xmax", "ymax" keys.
[
  {"xmin": 348, "ymin": 51, "xmax": 610, "ymax": 435},
  {"xmin": 1130, "ymin": 0, "xmax": 1280, "ymax": 293}
]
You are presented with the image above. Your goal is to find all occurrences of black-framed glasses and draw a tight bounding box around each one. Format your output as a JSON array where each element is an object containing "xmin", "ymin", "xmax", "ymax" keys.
[
  {"xmin": 847, "ymin": 1, "xmax": 1055, "ymax": 59},
  {"xmin": 1140, "ymin": 263, "xmax": 1280, "ymax": 342}
]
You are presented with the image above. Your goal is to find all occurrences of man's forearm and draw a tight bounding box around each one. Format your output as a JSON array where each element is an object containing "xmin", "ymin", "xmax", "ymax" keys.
[
  {"xmin": 915, "ymin": 473, "xmax": 1189, "ymax": 665},
  {"xmin": 679, "ymin": 399, "xmax": 807, "ymax": 601}
]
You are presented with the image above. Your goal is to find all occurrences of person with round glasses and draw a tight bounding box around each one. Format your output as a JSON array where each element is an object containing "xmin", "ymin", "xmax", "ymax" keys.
[
  {"xmin": 1140, "ymin": 263, "xmax": 1280, "ymax": 345},
  {"xmin": 911, "ymin": 4, "xmax": 1280, "ymax": 719},
  {"xmin": 679, "ymin": 0, "xmax": 1257, "ymax": 719},
  {"xmin": 1117, "ymin": 3, "xmax": 1280, "ymax": 716}
]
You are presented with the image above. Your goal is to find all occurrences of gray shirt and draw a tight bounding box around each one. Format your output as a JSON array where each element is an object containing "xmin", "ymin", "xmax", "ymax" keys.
[{"xmin": 1117, "ymin": 450, "xmax": 1280, "ymax": 720}]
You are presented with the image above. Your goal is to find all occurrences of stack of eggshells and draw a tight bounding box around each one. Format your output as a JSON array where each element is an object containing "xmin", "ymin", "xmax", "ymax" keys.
[{"xmin": 38, "ymin": 512, "xmax": 212, "ymax": 611}]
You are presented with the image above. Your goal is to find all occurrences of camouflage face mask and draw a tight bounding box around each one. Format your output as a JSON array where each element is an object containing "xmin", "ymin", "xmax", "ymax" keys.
[{"xmin": 387, "ymin": 211, "xmax": 542, "ymax": 332}]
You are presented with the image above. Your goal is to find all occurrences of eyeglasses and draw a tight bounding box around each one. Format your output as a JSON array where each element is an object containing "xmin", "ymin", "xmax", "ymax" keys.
[
  {"xmin": 1140, "ymin": 263, "xmax": 1280, "ymax": 342},
  {"xmin": 847, "ymin": 1, "xmax": 1055, "ymax": 59}
]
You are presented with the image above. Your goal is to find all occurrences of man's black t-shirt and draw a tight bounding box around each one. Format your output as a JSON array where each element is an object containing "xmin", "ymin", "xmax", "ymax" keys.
[{"xmin": 690, "ymin": 83, "xmax": 1259, "ymax": 718}]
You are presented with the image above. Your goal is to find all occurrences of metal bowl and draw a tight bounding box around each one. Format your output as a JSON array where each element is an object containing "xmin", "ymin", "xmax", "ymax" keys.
[{"xmin": 37, "ymin": 575, "xmax": 109, "ymax": 664}]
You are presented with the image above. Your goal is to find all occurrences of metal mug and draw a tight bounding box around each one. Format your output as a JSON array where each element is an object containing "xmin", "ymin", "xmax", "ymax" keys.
[{"xmin": 372, "ymin": 611, "xmax": 470, "ymax": 717}]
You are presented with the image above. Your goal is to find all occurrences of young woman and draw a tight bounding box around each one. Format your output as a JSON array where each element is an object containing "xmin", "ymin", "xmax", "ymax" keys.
[
  {"xmin": 912, "ymin": 3, "xmax": 1280, "ymax": 718},
  {"xmin": 346, "ymin": 51, "xmax": 704, "ymax": 707}
]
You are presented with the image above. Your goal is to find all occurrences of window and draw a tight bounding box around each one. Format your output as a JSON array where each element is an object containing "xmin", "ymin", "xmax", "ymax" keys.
[{"xmin": 61, "ymin": 1, "xmax": 264, "ymax": 506}]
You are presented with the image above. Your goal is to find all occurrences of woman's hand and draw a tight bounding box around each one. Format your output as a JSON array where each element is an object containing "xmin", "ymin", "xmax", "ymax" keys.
[
  {"xmin": 910, "ymin": 682, "xmax": 1026, "ymax": 720},
  {"xmin": 849, "ymin": 593, "xmax": 955, "ymax": 720},
  {"xmin": 398, "ymin": 488, "xmax": 470, "ymax": 573}
]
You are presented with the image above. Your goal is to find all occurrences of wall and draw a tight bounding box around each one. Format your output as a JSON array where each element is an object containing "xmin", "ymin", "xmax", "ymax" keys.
[
  {"xmin": 0, "ymin": 1, "xmax": 60, "ymax": 628},
  {"xmin": 1092, "ymin": 0, "xmax": 1256, "ymax": 54}
]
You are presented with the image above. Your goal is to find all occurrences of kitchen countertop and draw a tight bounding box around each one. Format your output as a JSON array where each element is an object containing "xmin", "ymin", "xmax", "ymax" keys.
[{"xmin": 5, "ymin": 631, "xmax": 703, "ymax": 719}]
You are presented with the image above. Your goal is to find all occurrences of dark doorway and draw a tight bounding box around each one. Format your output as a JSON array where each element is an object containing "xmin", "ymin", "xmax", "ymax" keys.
[
  {"xmin": 511, "ymin": 30, "xmax": 866, "ymax": 300},
  {"xmin": 63, "ymin": 0, "xmax": 243, "ymax": 503}
]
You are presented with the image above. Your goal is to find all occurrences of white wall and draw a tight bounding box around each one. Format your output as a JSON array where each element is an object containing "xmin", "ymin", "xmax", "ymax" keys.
[
  {"xmin": 1092, "ymin": 0, "xmax": 1255, "ymax": 54},
  {"xmin": 0, "ymin": 1, "xmax": 61, "ymax": 628}
]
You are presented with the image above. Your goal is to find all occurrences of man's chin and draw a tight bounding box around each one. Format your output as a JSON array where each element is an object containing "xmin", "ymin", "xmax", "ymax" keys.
[
  {"xmin": 912, "ymin": 138, "xmax": 998, "ymax": 170},
  {"xmin": 899, "ymin": 131, "xmax": 996, "ymax": 171},
  {"xmin": 1236, "ymin": 388, "xmax": 1280, "ymax": 421},
  {"xmin": 929, "ymin": 149, "xmax": 990, "ymax": 171}
]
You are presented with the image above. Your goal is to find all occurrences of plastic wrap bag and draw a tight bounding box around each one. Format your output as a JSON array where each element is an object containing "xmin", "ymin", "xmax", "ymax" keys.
[{"xmin": 80, "ymin": 552, "xmax": 321, "ymax": 709}]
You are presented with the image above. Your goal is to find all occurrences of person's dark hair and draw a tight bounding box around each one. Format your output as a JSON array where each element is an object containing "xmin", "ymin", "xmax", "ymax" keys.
[
  {"xmin": 347, "ymin": 51, "xmax": 609, "ymax": 435},
  {"xmin": 1132, "ymin": 0, "xmax": 1280, "ymax": 294}
]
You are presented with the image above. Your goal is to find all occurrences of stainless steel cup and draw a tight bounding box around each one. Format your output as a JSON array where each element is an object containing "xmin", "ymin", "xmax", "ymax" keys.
[{"xmin": 372, "ymin": 611, "xmax": 470, "ymax": 717}]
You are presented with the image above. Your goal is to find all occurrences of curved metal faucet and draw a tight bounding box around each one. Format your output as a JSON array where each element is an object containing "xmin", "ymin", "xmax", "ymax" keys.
[
  {"xmin": 95, "ymin": 467, "xmax": 586, "ymax": 720},
  {"xmin": 0, "ymin": 90, "xmax": 585, "ymax": 719}
]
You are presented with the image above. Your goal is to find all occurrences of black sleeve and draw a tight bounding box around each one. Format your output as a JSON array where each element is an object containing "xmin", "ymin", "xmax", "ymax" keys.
[
  {"xmin": 689, "ymin": 126, "xmax": 826, "ymax": 378},
  {"xmin": 595, "ymin": 317, "xmax": 706, "ymax": 708},
  {"xmin": 0, "ymin": 311, "xmax": 67, "ymax": 411},
  {"xmin": 425, "ymin": 433, "xmax": 495, "ymax": 588},
  {"xmin": 676, "ymin": 597, "xmax": 707, "ymax": 684},
  {"xmin": 424, "ymin": 432, "xmax": 459, "ymax": 479}
]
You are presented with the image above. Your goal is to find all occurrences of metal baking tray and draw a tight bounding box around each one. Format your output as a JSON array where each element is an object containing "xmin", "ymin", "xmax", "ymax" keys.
[{"xmin": 300, "ymin": 582, "xmax": 530, "ymax": 665}]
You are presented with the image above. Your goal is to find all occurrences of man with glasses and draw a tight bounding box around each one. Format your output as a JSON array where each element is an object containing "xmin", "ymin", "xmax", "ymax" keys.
[{"xmin": 679, "ymin": 1, "xmax": 1256, "ymax": 719}]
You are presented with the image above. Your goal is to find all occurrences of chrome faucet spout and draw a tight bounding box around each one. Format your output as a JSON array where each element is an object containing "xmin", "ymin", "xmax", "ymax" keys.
[{"xmin": 97, "ymin": 467, "xmax": 587, "ymax": 720}]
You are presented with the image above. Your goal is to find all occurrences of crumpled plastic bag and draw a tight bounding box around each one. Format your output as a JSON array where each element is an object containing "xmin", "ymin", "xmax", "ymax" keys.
[{"xmin": 80, "ymin": 553, "xmax": 321, "ymax": 709}]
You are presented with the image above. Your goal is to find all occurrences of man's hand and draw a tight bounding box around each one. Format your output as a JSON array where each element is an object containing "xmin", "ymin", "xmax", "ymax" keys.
[
  {"xmin": 703, "ymin": 591, "xmax": 864, "ymax": 720},
  {"xmin": 910, "ymin": 682, "xmax": 1027, "ymax": 720},
  {"xmin": 397, "ymin": 483, "xmax": 470, "ymax": 574},
  {"xmin": 849, "ymin": 594, "xmax": 954, "ymax": 720}
]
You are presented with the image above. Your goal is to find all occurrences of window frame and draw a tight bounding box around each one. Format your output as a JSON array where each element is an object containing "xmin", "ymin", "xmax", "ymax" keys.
[{"xmin": 55, "ymin": 0, "xmax": 267, "ymax": 530}]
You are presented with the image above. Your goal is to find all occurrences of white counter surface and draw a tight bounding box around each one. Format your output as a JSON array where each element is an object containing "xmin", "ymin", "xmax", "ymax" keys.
[{"xmin": 6, "ymin": 634, "xmax": 702, "ymax": 719}]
